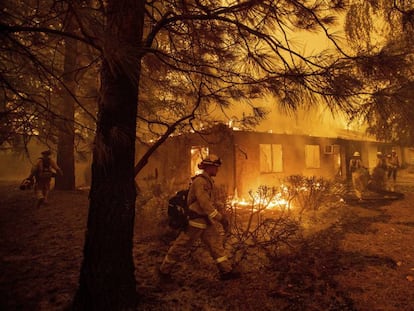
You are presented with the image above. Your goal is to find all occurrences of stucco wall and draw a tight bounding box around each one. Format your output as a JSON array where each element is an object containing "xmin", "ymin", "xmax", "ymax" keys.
[
  {"xmin": 134, "ymin": 126, "xmax": 401, "ymax": 199},
  {"xmin": 232, "ymin": 131, "xmax": 341, "ymax": 197}
]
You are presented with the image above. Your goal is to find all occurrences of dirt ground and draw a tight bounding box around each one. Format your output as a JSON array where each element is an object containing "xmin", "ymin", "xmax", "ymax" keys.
[{"xmin": 1, "ymin": 172, "xmax": 414, "ymax": 311}]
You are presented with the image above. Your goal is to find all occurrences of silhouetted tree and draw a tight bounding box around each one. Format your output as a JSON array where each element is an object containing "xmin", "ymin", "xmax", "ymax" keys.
[
  {"xmin": 0, "ymin": 0, "xmax": 98, "ymax": 187},
  {"xmin": 56, "ymin": 8, "xmax": 77, "ymax": 190},
  {"xmin": 345, "ymin": 0, "xmax": 414, "ymax": 144}
]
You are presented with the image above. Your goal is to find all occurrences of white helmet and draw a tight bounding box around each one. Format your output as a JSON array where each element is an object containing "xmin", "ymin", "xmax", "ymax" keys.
[{"xmin": 198, "ymin": 154, "xmax": 222, "ymax": 169}]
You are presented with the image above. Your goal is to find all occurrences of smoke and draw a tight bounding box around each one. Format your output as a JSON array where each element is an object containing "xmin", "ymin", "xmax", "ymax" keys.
[
  {"xmin": 223, "ymin": 97, "xmax": 366, "ymax": 138},
  {"xmin": 0, "ymin": 152, "xmax": 32, "ymax": 181},
  {"xmin": 0, "ymin": 142, "xmax": 92, "ymax": 187}
]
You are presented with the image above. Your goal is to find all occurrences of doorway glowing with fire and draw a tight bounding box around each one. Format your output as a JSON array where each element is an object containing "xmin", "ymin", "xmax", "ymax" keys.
[{"xmin": 191, "ymin": 146, "xmax": 209, "ymax": 176}]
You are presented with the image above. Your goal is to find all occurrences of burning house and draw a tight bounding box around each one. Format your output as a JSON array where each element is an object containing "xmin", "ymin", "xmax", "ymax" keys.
[{"xmin": 135, "ymin": 123, "xmax": 405, "ymax": 198}]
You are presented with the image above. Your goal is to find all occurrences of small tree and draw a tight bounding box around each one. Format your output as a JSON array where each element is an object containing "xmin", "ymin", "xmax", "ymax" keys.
[
  {"xmin": 284, "ymin": 175, "xmax": 332, "ymax": 219},
  {"xmin": 227, "ymin": 185, "xmax": 301, "ymax": 268}
]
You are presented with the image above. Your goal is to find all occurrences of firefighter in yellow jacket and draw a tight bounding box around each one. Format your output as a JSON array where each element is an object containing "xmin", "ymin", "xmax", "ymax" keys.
[
  {"xmin": 159, "ymin": 154, "xmax": 240, "ymax": 281},
  {"xmin": 28, "ymin": 150, "xmax": 63, "ymax": 208},
  {"xmin": 387, "ymin": 149, "xmax": 400, "ymax": 182},
  {"xmin": 370, "ymin": 151, "xmax": 387, "ymax": 191},
  {"xmin": 349, "ymin": 151, "xmax": 368, "ymax": 200}
]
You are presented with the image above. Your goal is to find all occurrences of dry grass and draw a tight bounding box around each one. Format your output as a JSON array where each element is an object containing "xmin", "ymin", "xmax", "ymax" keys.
[{"xmin": 1, "ymin": 179, "xmax": 414, "ymax": 310}]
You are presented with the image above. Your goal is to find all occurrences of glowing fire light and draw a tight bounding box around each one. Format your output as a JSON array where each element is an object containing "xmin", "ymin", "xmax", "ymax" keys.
[{"xmin": 230, "ymin": 186, "xmax": 290, "ymax": 211}]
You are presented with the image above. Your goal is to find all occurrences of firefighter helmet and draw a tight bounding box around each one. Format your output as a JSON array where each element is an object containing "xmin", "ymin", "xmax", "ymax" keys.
[
  {"xmin": 353, "ymin": 151, "xmax": 360, "ymax": 157},
  {"xmin": 198, "ymin": 154, "xmax": 222, "ymax": 169}
]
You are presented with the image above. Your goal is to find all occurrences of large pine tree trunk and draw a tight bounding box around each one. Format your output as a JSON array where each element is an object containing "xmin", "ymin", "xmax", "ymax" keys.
[
  {"xmin": 72, "ymin": 1, "xmax": 145, "ymax": 310},
  {"xmin": 56, "ymin": 11, "xmax": 76, "ymax": 191}
]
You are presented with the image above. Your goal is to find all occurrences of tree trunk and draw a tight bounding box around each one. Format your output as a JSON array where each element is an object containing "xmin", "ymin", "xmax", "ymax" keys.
[
  {"xmin": 56, "ymin": 11, "xmax": 76, "ymax": 191},
  {"xmin": 72, "ymin": 1, "xmax": 145, "ymax": 310}
]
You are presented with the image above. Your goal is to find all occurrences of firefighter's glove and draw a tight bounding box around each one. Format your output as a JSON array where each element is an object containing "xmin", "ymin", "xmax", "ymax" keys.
[{"xmin": 220, "ymin": 217, "xmax": 229, "ymax": 232}]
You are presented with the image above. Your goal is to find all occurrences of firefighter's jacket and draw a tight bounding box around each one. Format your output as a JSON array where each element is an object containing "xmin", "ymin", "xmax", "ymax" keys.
[
  {"xmin": 187, "ymin": 172, "xmax": 221, "ymax": 229},
  {"xmin": 387, "ymin": 155, "xmax": 400, "ymax": 169},
  {"xmin": 30, "ymin": 156, "xmax": 62, "ymax": 181},
  {"xmin": 371, "ymin": 158, "xmax": 387, "ymax": 191},
  {"xmin": 349, "ymin": 158, "xmax": 364, "ymax": 173},
  {"xmin": 376, "ymin": 158, "xmax": 387, "ymax": 170}
]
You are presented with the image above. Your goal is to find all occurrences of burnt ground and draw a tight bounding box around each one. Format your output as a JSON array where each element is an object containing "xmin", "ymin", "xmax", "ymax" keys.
[{"xmin": 1, "ymin": 171, "xmax": 414, "ymax": 311}]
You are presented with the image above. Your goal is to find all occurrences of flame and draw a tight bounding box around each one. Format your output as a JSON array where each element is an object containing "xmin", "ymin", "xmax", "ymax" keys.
[
  {"xmin": 230, "ymin": 187, "xmax": 290, "ymax": 211},
  {"xmin": 229, "ymin": 180, "xmax": 330, "ymax": 213}
]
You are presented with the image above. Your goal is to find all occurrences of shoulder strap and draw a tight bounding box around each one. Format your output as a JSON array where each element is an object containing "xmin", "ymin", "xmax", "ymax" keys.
[
  {"xmin": 187, "ymin": 174, "xmax": 213, "ymax": 207},
  {"xmin": 193, "ymin": 173, "xmax": 212, "ymax": 187}
]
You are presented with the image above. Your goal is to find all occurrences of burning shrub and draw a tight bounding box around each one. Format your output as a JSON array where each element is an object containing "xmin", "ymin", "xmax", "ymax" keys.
[
  {"xmin": 225, "ymin": 176, "xmax": 333, "ymax": 270},
  {"xmin": 226, "ymin": 185, "xmax": 302, "ymax": 269},
  {"xmin": 283, "ymin": 175, "xmax": 332, "ymax": 218}
]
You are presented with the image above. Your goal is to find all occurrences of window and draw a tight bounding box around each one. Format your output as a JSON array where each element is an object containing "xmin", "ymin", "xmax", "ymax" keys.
[
  {"xmin": 260, "ymin": 144, "xmax": 283, "ymax": 173},
  {"xmin": 305, "ymin": 145, "xmax": 320, "ymax": 168}
]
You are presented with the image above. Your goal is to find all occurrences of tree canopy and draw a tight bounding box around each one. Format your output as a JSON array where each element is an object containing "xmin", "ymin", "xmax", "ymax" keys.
[
  {"xmin": 3, "ymin": 1, "xmax": 414, "ymax": 149},
  {"xmin": 345, "ymin": 0, "xmax": 414, "ymax": 144},
  {"xmin": 2, "ymin": 0, "xmax": 369, "ymax": 152}
]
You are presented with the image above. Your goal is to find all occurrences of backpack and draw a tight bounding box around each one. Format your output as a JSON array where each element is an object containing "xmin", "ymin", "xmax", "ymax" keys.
[
  {"xmin": 36, "ymin": 157, "xmax": 55, "ymax": 179},
  {"xmin": 167, "ymin": 189, "xmax": 190, "ymax": 230},
  {"xmin": 167, "ymin": 174, "xmax": 211, "ymax": 230}
]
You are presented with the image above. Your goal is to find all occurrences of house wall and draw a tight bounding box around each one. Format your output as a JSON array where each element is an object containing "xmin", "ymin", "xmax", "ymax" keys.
[
  {"xmin": 232, "ymin": 131, "xmax": 341, "ymax": 197},
  {"xmin": 403, "ymin": 147, "xmax": 414, "ymax": 168},
  {"xmin": 135, "ymin": 126, "xmax": 404, "ymax": 199}
]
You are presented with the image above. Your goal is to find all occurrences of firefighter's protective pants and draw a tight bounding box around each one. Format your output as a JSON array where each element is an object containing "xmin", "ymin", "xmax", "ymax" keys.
[
  {"xmin": 388, "ymin": 167, "xmax": 398, "ymax": 182},
  {"xmin": 34, "ymin": 178, "xmax": 51, "ymax": 202},
  {"xmin": 352, "ymin": 169, "xmax": 368, "ymax": 199},
  {"xmin": 370, "ymin": 167, "xmax": 386, "ymax": 191},
  {"xmin": 160, "ymin": 221, "xmax": 232, "ymax": 275}
]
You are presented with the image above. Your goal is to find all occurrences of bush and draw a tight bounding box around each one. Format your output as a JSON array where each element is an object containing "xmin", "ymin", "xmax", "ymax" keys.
[{"xmin": 225, "ymin": 176, "xmax": 333, "ymax": 269}]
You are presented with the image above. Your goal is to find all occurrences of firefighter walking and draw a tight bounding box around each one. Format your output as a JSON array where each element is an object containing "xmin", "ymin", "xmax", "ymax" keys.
[
  {"xmin": 387, "ymin": 149, "xmax": 400, "ymax": 191},
  {"xmin": 349, "ymin": 151, "xmax": 369, "ymax": 200},
  {"xmin": 28, "ymin": 150, "xmax": 63, "ymax": 208},
  {"xmin": 159, "ymin": 154, "xmax": 240, "ymax": 281},
  {"xmin": 370, "ymin": 151, "xmax": 387, "ymax": 191}
]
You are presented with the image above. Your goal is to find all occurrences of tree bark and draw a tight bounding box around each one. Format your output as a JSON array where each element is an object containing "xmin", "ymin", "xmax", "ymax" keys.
[
  {"xmin": 56, "ymin": 10, "xmax": 76, "ymax": 191},
  {"xmin": 72, "ymin": 1, "xmax": 145, "ymax": 310}
]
